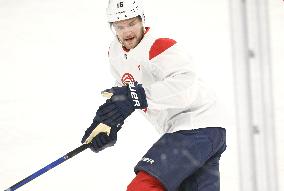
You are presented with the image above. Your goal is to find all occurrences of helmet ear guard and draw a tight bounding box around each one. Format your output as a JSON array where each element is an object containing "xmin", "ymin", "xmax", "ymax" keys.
[{"xmin": 106, "ymin": 0, "xmax": 145, "ymax": 23}]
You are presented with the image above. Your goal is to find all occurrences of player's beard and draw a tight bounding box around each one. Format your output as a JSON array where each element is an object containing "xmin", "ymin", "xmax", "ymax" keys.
[{"xmin": 119, "ymin": 27, "xmax": 144, "ymax": 50}]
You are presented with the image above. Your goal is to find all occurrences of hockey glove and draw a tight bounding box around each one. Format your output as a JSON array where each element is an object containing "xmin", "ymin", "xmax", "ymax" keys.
[
  {"xmin": 98, "ymin": 82, "xmax": 148, "ymax": 125},
  {"xmin": 81, "ymin": 113, "xmax": 123, "ymax": 152}
]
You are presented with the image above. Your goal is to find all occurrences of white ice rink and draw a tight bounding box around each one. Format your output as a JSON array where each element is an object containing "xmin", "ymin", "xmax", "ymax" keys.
[{"xmin": 0, "ymin": 0, "xmax": 283, "ymax": 190}]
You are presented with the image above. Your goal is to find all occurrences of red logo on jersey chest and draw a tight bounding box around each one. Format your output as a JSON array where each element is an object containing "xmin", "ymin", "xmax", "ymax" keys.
[{"xmin": 121, "ymin": 73, "xmax": 135, "ymax": 85}]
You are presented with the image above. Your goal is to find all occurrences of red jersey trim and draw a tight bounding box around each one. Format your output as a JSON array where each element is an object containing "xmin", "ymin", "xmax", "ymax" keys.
[{"xmin": 149, "ymin": 38, "xmax": 177, "ymax": 60}]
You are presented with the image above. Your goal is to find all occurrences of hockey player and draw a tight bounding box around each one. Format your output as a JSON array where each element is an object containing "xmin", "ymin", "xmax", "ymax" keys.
[{"xmin": 81, "ymin": 0, "xmax": 227, "ymax": 190}]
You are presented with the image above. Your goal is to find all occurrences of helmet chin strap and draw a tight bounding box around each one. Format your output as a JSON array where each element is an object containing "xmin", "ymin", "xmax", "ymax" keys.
[{"xmin": 116, "ymin": 35, "xmax": 123, "ymax": 46}]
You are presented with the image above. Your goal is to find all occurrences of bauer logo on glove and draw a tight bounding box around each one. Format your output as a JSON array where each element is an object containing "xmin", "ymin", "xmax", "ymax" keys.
[
  {"xmin": 128, "ymin": 81, "xmax": 142, "ymax": 107},
  {"xmin": 101, "ymin": 81, "xmax": 148, "ymax": 109}
]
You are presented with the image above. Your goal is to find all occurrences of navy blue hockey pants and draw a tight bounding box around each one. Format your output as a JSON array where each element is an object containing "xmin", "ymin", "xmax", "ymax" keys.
[{"xmin": 134, "ymin": 127, "xmax": 227, "ymax": 191}]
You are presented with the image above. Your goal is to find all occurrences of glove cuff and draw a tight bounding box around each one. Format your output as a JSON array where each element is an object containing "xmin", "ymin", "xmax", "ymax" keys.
[{"xmin": 127, "ymin": 82, "xmax": 148, "ymax": 109}]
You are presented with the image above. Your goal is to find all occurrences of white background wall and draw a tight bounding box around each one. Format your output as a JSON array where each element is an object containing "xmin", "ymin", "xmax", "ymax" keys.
[
  {"xmin": 0, "ymin": 0, "xmax": 282, "ymax": 190},
  {"xmin": 269, "ymin": 0, "xmax": 284, "ymax": 190}
]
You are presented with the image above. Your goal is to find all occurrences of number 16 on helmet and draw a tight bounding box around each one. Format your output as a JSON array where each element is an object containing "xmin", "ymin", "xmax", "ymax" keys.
[{"xmin": 106, "ymin": 0, "xmax": 145, "ymax": 23}]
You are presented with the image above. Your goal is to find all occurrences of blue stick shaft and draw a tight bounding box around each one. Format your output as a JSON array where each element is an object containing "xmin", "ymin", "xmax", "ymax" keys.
[
  {"xmin": 5, "ymin": 144, "xmax": 89, "ymax": 191},
  {"xmin": 6, "ymin": 156, "xmax": 66, "ymax": 191}
]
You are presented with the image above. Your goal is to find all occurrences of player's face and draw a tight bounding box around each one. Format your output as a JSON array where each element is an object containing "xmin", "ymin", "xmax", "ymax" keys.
[{"xmin": 112, "ymin": 17, "xmax": 144, "ymax": 49}]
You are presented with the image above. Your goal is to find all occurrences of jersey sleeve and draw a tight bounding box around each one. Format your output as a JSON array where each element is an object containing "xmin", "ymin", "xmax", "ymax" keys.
[{"xmin": 145, "ymin": 39, "xmax": 200, "ymax": 110}]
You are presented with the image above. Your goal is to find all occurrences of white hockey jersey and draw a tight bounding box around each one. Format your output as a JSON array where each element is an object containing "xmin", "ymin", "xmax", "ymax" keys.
[{"xmin": 108, "ymin": 28, "xmax": 222, "ymax": 134}]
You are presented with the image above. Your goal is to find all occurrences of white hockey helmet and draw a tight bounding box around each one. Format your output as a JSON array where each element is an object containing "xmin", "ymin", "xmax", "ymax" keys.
[{"xmin": 106, "ymin": 0, "xmax": 145, "ymax": 23}]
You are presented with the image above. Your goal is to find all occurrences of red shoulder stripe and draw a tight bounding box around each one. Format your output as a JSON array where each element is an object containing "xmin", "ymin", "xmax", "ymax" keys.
[{"xmin": 149, "ymin": 38, "xmax": 176, "ymax": 60}]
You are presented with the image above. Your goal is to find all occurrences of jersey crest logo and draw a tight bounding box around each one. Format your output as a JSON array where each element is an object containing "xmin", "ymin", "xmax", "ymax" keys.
[{"xmin": 121, "ymin": 73, "xmax": 135, "ymax": 85}]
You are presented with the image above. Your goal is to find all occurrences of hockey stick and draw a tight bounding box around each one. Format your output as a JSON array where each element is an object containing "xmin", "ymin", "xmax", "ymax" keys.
[
  {"xmin": 4, "ymin": 144, "xmax": 89, "ymax": 191},
  {"xmin": 4, "ymin": 123, "xmax": 111, "ymax": 191}
]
